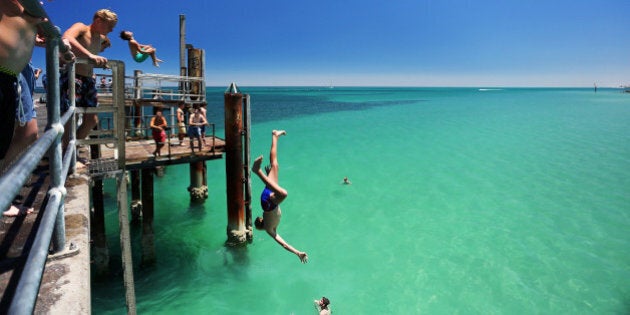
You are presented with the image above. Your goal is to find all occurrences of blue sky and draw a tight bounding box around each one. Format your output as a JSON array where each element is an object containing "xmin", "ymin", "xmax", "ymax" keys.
[{"xmin": 32, "ymin": 0, "xmax": 630, "ymax": 87}]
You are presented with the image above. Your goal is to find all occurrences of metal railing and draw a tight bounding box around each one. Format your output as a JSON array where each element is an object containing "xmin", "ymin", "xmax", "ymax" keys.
[
  {"xmin": 134, "ymin": 72, "xmax": 206, "ymax": 102},
  {"xmin": 3, "ymin": 4, "xmax": 207, "ymax": 313},
  {"xmin": 0, "ymin": 1, "xmax": 74, "ymax": 313}
]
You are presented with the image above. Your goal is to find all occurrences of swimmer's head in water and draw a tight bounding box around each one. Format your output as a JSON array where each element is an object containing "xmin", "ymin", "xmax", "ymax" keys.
[
  {"xmin": 254, "ymin": 216, "xmax": 264, "ymax": 230},
  {"xmin": 319, "ymin": 297, "xmax": 330, "ymax": 308}
]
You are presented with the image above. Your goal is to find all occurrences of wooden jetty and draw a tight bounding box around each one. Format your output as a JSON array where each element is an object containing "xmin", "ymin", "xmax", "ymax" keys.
[
  {"xmin": 0, "ymin": 13, "xmax": 253, "ymax": 314},
  {"xmin": 82, "ymin": 16, "xmax": 252, "ymax": 314}
]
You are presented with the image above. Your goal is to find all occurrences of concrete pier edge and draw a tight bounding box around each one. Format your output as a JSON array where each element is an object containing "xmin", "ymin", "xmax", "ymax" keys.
[{"xmin": 36, "ymin": 173, "xmax": 91, "ymax": 314}]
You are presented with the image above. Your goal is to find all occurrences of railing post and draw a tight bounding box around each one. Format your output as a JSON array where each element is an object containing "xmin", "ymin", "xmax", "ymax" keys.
[
  {"xmin": 46, "ymin": 34, "xmax": 66, "ymax": 253},
  {"xmin": 113, "ymin": 62, "xmax": 127, "ymax": 169}
]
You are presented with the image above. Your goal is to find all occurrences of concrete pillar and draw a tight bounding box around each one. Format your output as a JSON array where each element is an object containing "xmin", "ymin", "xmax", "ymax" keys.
[
  {"xmin": 188, "ymin": 161, "xmax": 208, "ymax": 202},
  {"xmin": 224, "ymin": 83, "xmax": 246, "ymax": 245}
]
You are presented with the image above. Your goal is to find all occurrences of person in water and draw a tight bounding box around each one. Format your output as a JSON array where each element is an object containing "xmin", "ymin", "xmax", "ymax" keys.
[
  {"xmin": 253, "ymin": 130, "xmax": 308, "ymax": 263},
  {"xmin": 342, "ymin": 176, "xmax": 352, "ymax": 185},
  {"xmin": 314, "ymin": 297, "xmax": 331, "ymax": 315},
  {"xmin": 119, "ymin": 30, "xmax": 163, "ymax": 67}
]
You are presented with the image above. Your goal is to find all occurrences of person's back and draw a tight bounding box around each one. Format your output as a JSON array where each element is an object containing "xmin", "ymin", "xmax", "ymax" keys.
[
  {"xmin": 0, "ymin": 1, "xmax": 43, "ymax": 162},
  {"xmin": 125, "ymin": 37, "xmax": 141, "ymax": 56},
  {"xmin": 0, "ymin": 1, "xmax": 40, "ymax": 75}
]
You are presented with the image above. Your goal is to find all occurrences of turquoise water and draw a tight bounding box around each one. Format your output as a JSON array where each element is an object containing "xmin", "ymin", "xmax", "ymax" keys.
[{"xmin": 92, "ymin": 87, "xmax": 630, "ymax": 314}]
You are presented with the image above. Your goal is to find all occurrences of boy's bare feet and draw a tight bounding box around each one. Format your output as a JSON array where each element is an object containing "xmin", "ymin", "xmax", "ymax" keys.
[
  {"xmin": 252, "ymin": 155, "xmax": 263, "ymax": 173},
  {"xmin": 3, "ymin": 205, "xmax": 33, "ymax": 217}
]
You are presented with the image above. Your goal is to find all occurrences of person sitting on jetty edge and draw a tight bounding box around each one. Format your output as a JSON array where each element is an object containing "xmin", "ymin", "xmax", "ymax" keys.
[
  {"xmin": 253, "ymin": 130, "xmax": 308, "ymax": 263},
  {"xmin": 119, "ymin": 30, "xmax": 163, "ymax": 67}
]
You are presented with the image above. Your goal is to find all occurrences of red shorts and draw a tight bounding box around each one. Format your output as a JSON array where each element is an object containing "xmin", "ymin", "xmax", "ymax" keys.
[{"xmin": 152, "ymin": 129, "xmax": 166, "ymax": 143}]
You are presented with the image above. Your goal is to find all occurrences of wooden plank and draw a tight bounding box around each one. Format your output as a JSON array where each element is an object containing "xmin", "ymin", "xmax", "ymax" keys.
[{"xmin": 94, "ymin": 136, "xmax": 225, "ymax": 170}]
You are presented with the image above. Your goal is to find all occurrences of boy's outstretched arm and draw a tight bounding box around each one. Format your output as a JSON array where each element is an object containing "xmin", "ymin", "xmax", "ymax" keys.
[{"xmin": 267, "ymin": 230, "xmax": 308, "ymax": 263}]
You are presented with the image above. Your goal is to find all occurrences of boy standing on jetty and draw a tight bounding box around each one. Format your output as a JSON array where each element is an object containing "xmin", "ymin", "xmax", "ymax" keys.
[
  {"xmin": 187, "ymin": 107, "xmax": 207, "ymax": 152},
  {"xmin": 149, "ymin": 108, "xmax": 167, "ymax": 157},
  {"xmin": 120, "ymin": 30, "xmax": 163, "ymax": 67},
  {"xmin": 62, "ymin": 9, "xmax": 118, "ymax": 148}
]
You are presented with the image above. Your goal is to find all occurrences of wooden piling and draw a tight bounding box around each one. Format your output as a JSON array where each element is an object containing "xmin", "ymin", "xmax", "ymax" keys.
[
  {"xmin": 130, "ymin": 170, "xmax": 142, "ymax": 225},
  {"xmin": 243, "ymin": 95, "xmax": 252, "ymax": 241},
  {"xmin": 188, "ymin": 162, "xmax": 208, "ymax": 202},
  {"xmin": 90, "ymin": 138, "xmax": 109, "ymax": 274},
  {"xmin": 117, "ymin": 172, "xmax": 137, "ymax": 314},
  {"xmin": 141, "ymin": 168, "xmax": 155, "ymax": 265},
  {"xmin": 179, "ymin": 15, "xmax": 187, "ymax": 90},
  {"xmin": 187, "ymin": 47, "xmax": 203, "ymax": 101},
  {"xmin": 91, "ymin": 179, "xmax": 109, "ymax": 275},
  {"xmin": 224, "ymin": 83, "xmax": 246, "ymax": 245}
]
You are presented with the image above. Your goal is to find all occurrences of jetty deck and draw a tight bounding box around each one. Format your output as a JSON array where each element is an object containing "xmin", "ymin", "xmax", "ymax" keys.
[
  {"xmin": 0, "ymin": 9, "xmax": 243, "ymax": 313},
  {"xmin": 89, "ymin": 136, "xmax": 225, "ymax": 173},
  {"xmin": 0, "ymin": 94, "xmax": 226, "ymax": 313}
]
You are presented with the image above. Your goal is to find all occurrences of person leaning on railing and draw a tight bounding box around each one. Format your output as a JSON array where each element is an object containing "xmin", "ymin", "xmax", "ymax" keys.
[
  {"xmin": 59, "ymin": 9, "xmax": 118, "ymax": 152},
  {"xmin": 0, "ymin": 1, "xmax": 47, "ymax": 216}
]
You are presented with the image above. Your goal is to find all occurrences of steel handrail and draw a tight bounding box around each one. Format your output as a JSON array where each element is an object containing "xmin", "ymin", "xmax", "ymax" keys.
[{"xmin": 3, "ymin": 1, "xmax": 73, "ymax": 313}]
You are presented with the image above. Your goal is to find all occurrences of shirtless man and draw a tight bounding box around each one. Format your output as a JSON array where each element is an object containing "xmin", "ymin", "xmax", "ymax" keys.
[
  {"xmin": 253, "ymin": 130, "xmax": 308, "ymax": 263},
  {"xmin": 61, "ymin": 9, "xmax": 117, "ymax": 143},
  {"xmin": 199, "ymin": 105, "xmax": 207, "ymax": 145},
  {"xmin": 187, "ymin": 107, "xmax": 207, "ymax": 152},
  {"xmin": 176, "ymin": 103, "xmax": 186, "ymax": 145},
  {"xmin": 0, "ymin": 0, "xmax": 45, "ymax": 161},
  {"xmin": 0, "ymin": 0, "xmax": 46, "ymax": 216}
]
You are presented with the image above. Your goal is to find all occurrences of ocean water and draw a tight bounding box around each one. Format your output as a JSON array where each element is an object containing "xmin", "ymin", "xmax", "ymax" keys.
[{"xmin": 92, "ymin": 87, "xmax": 629, "ymax": 314}]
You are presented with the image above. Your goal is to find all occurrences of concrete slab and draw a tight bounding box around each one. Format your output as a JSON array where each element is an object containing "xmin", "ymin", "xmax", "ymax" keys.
[{"xmin": 36, "ymin": 174, "xmax": 91, "ymax": 314}]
